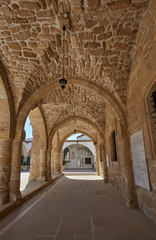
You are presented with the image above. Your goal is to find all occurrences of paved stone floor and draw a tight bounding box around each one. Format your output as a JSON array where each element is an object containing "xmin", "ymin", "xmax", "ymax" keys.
[
  {"xmin": 20, "ymin": 172, "xmax": 30, "ymax": 191},
  {"xmin": 0, "ymin": 175, "xmax": 156, "ymax": 240}
]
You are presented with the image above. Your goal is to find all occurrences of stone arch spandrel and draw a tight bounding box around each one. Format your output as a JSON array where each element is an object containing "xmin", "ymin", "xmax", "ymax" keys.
[
  {"xmin": 48, "ymin": 116, "xmax": 104, "ymax": 149},
  {"xmin": 15, "ymin": 77, "xmax": 127, "ymax": 140}
]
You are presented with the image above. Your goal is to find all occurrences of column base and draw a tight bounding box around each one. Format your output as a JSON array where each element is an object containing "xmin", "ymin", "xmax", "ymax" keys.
[
  {"xmin": 0, "ymin": 190, "xmax": 9, "ymax": 204},
  {"xmin": 47, "ymin": 175, "xmax": 52, "ymax": 181},
  {"xmin": 126, "ymin": 197, "xmax": 138, "ymax": 209},
  {"xmin": 10, "ymin": 191, "xmax": 21, "ymax": 202},
  {"xmin": 104, "ymin": 178, "xmax": 108, "ymax": 183},
  {"xmin": 38, "ymin": 176, "xmax": 46, "ymax": 181}
]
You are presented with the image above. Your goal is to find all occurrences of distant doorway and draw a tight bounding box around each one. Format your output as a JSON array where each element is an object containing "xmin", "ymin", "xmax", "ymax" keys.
[{"xmin": 85, "ymin": 158, "xmax": 91, "ymax": 164}]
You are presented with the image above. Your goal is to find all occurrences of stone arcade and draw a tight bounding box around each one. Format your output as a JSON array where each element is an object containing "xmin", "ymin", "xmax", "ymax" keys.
[{"xmin": 0, "ymin": 0, "xmax": 156, "ymax": 223}]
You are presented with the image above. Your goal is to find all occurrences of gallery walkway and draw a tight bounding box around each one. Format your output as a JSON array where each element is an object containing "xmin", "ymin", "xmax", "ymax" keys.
[{"xmin": 0, "ymin": 174, "xmax": 156, "ymax": 240}]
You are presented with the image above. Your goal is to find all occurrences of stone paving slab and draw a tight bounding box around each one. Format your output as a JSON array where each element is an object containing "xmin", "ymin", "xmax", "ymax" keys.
[
  {"xmin": 0, "ymin": 174, "xmax": 62, "ymax": 218},
  {"xmin": 0, "ymin": 175, "xmax": 156, "ymax": 240}
]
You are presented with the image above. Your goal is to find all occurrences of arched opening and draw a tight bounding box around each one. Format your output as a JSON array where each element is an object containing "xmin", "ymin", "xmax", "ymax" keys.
[
  {"xmin": 0, "ymin": 65, "xmax": 15, "ymax": 204},
  {"xmin": 15, "ymin": 78, "xmax": 127, "ymax": 141},
  {"xmin": 20, "ymin": 117, "xmax": 33, "ymax": 192},
  {"xmin": 145, "ymin": 81, "xmax": 156, "ymax": 159},
  {"xmin": 50, "ymin": 117, "xmax": 105, "ymax": 180},
  {"xmin": 62, "ymin": 133, "xmax": 96, "ymax": 172}
]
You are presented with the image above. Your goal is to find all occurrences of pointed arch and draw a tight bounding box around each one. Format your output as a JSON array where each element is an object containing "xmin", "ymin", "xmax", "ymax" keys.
[
  {"xmin": 0, "ymin": 61, "xmax": 15, "ymax": 139},
  {"xmin": 15, "ymin": 77, "xmax": 127, "ymax": 140}
]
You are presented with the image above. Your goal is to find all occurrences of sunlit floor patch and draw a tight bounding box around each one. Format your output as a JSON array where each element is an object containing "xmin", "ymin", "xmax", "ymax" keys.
[{"xmin": 65, "ymin": 175, "xmax": 103, "ymax": 180}]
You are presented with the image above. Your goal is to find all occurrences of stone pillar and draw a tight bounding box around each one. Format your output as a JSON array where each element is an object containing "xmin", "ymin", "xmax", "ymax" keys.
[
  {"xmin": 51, "ymin": 149, "xmax": 54, "ymax": 174},
  {"xmin": 0, "ymin": 139, "xmax": 12, "ymax": 204},
  {"xmin": 58, "ymin": 151, "xmax": 62, "ymax": 174},
  {"xmin": 47, "ymin": 149, "xmax": 52, "ymax": 181},
  {"xmin": 10, "ymin": 140, "xmax": 22, "ymax": 202},
  {"xmin": 38, "ymin": 150, "xmax": 47, "ymax": 181},
  {"xmin": 121, "ymin": 134, "xmax": 137, "ymax": 208},
  {"xmin": 102, "ymin": 145, "xmax": 108, "ymax": 183},
  {"xmin": 116, "ymin": 118, "xmax": 137, "ymax": 208},
  {"xmin": 54, "ymin": 151, "xmax": 62, "ymax": 174},
  {"xmin": 95, "ymin": 145, "xmax": 100, "ymax": 175}
]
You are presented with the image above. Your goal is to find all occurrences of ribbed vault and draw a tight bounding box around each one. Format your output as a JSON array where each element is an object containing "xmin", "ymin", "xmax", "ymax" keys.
[
  {"xmin": 48, "ymin": 116, "xmax": 104, "ymax": 148},
  {"xmin": 0, "ymin": 0, "xmax": 149, "ymax": 113},
  {"xmin": 40, "ymin": 84, "xmax": 106, "ymax": 133}
]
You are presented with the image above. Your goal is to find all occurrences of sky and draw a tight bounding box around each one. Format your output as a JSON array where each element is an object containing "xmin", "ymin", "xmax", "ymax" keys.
[
  {"xmin": 24, "ymin": 117, "xmax": 32, "ymax": 139},
  {"xmin": 24, "ymin": 117, "xmax": 82, "ymax": 140}
]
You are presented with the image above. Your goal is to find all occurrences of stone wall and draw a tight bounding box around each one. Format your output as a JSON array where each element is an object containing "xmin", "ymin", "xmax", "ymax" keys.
[
  {"xmin": 104, "ymin": 104, "xmax": 125, "ymax": 195},
  {"xmin": 127, "ymin": 0, "xmax": 156, "ymax": 222},
  {"xmin": 29, "ymin": 130, "xmax": 40, "ymax": 181}
]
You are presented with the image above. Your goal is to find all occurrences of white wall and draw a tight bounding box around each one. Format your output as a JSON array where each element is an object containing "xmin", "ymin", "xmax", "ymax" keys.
[
  {"xmin": 63, "ymin": 141, "xmax": 96, "ymax": 159},
  {"xmin": 22, "ymin": 142, "xmax": 32, "ymax": 157},
  {"xmin": 63, "ymin": 144, "xmax": 95, "ymax": 169}
]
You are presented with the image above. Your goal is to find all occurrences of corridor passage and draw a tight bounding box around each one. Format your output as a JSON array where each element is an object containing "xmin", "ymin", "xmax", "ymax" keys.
[{"xmin": 0, "ymin": 175, "xmax": 156, "ymax": 240}]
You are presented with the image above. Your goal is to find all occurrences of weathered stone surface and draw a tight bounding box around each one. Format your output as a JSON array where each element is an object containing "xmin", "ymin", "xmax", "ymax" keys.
[
  {"xmin": 11, "ymin": 3, "xmax": 19, "ymax": 10},
  {"xmin": 71, "ymin": 35, "xmax": 77, "ymax": 47},
  {"xmin": 12, "ymin": 17, "xmax": 28, "ymax": 23},
  {"xmin": 85, "ymin": 20, "xmax": 97, "ymax": 28},
  {"xmin": 99, "ymin": 19, "xmax": 109, "ymax": 26},
  {"xmin": 87, "ymin": 0, "xmax": 101, "ymax": 9},
  {"xmin": 120, "ymin": 52, "xmax": 130, "ymax": 59},
  {"xmin": 23, "ymin": 51, "xmax": 37, "ymax": 58},
  {"xmin": 72, "ymin": 7, "xmax": 84, "ymax": 14},
  {"xmin": 93, "ymin": 26, "xmax": 105, "ymax": 34},
  {"xmin": 90, "ymin": 48, "xmax": 105, "ymax": 56},
  {"xmin": 51, "ymin": 0, "xmax": 58, "ymax": 14},
  {"xmin": 84, "ymin": 42, "xmax": 101, "ymax": 49},
  {"xmin": 78, "ymin": 32, "xmax": 93, "ymax": 40},
  {"xmin": 64, "ymin": 0, "xmax": 71, "ymax": 13},
  {"xmin": 98, "ymin": 32, "xmax": 112, "ymax": 40},
  {"xmin": 19, "ymin": 1, "xmax": 41, "ymax": 10},
  {"xmin": 114, "ymin": 42, "xmax": 127, "ymax": 50},
  {"xmin": 110, "ymin": 0, "xmax": 131, "ymax": 10},
  {"xmin": 1, "ymin": 0, "xmax": 10, "ymax": 5},
  {"xmin": 0, "ymin": 7, "xmax": 13, "ymax": 16},
  {"xmin": 1, "ymin": 31, "xmax": 10, "ymax": 37},
  {"xmin": 18, "ymin": 30, "xmax": 30, "ymax": 40},
  {"xmin": 10, "ymin": 26, "xmax": 20, "ymax": 33},
  {"xmin": 116, "ymin": 28, "xmax": 131, "ymax": 36},
  {"xmin": 8, "ymin": 42, "xmax": 21, "ymax": 50},
  {"xmin": 37, "ymin": 10, "xmax": 53, "ymax": 17}
]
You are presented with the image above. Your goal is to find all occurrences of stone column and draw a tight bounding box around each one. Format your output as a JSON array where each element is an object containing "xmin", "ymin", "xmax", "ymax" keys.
[
  {"xmin": 10, "ymin": 140, "xmax": 22, "ymax": 202},
  {"xmin": 54, "ymin": 151, "xmax": 62, "ymax": 174},
  {"xmin": 47, "ymin": 149, "xmax": 52, "ymax": 181},
  {"xmin": 102, "ymin": 145, "xmax": 108, "ymax": 183},
  {"xmin": 51, "ymin": 149, "xmax": 54, "ymax": 174},
  {"xmin": 117, "ymin": 118, "xmax": 137, "ymax": 208},
  {"xmin": 95, "ymin": 145, "xmax": 100, "ymax": 175},
  {"xmin": 0, "ymin": 139, "xmax": 12, "ymax": 204},
  {"xmin": 38, "ymin": 150, "xmax": 47, "ymax": 181},
  {"xmin": 121, "ymin": 134, "xmax": 137, "ymax": 208},
  {"xmin": 58, "ymin": 151, "xmax": 63, "ymax": 174}
]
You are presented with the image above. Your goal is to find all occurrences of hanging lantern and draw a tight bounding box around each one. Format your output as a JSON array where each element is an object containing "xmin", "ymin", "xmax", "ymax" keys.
[{"xmin": 59, "ymin": 26, "xmax": 67, "ymax": 90}]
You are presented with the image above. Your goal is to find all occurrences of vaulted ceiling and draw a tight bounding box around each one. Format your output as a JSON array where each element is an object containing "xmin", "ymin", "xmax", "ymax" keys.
[
  {"xmin": 0, "ymin": 0, "xmax": 149, "ymax": 136},
  {"xmin": 40, "ymin": 84, "xmax": 106, "ymax": 132}
]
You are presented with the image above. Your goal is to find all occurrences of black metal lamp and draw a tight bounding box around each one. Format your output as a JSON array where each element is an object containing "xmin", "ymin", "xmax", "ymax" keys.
[
  {"xmin": 59, "ymin": 78, "xmax": 67, "ymax": 90},
  {"xmin": 59, "ymin": 25, "xmax": 67, "ymax": 90}
]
